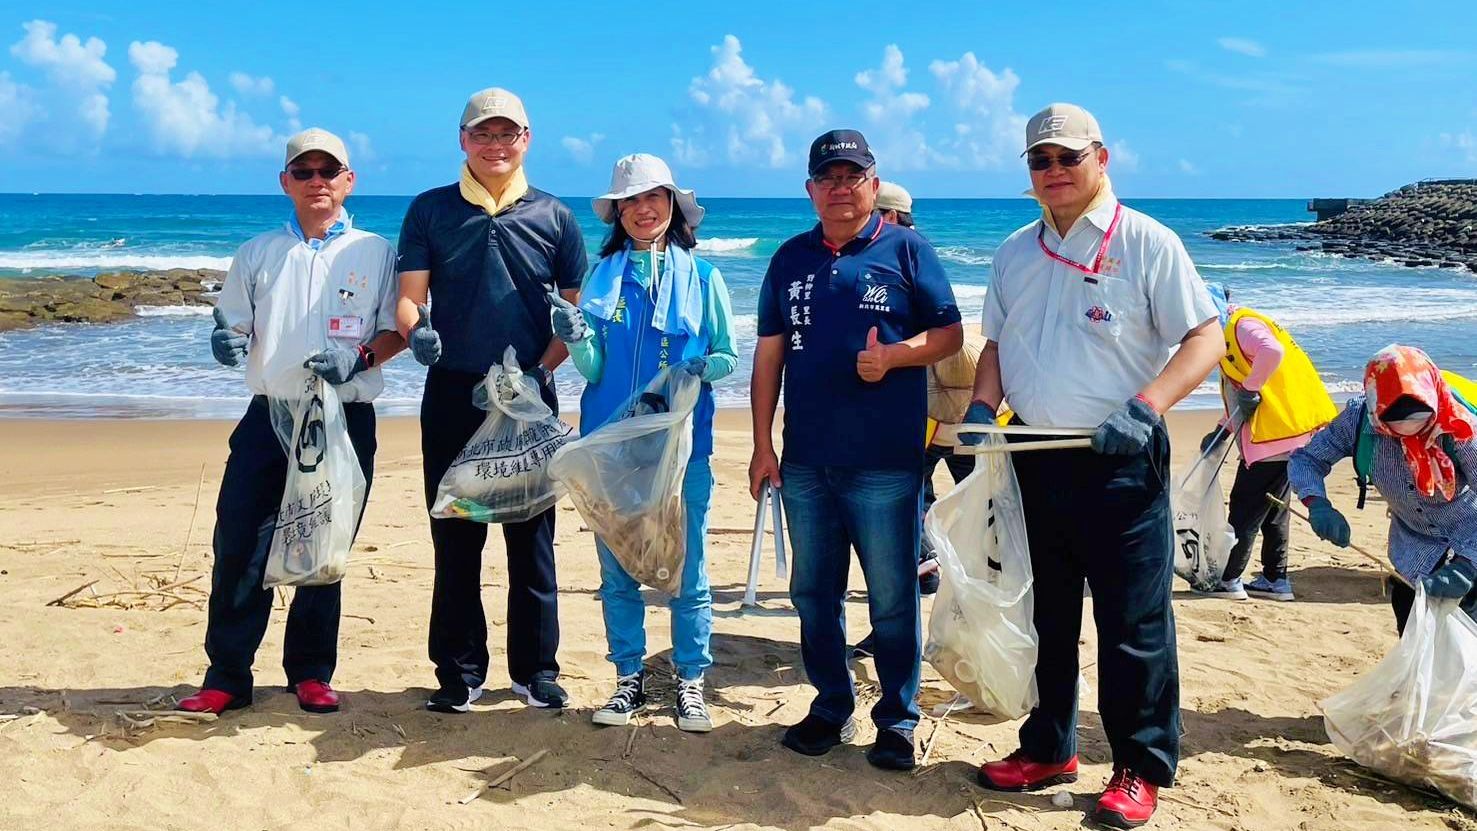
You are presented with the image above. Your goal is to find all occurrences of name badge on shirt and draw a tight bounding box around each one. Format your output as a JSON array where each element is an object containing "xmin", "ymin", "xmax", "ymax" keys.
[{"xmin": 327, "ymin": 315, "xmax": 364, "ymax": 340}]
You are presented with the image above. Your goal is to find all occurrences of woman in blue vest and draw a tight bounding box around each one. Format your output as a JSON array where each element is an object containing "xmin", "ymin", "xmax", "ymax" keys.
[{"xmin": 551, "ymin": 153, "xmax": 737, "ymax": 732}]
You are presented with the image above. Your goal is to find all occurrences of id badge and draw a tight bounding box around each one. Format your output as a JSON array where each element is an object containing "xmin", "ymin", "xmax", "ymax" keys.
[{"xmin": 327, "ymin": 315, "xmax": 365, "ymax": 340}]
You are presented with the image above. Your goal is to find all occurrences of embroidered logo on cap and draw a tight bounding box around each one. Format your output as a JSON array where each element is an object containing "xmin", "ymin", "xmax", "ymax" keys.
[{"xmin": 1039, "ymin": 115, "xmax": 1068, "ymax": 133}]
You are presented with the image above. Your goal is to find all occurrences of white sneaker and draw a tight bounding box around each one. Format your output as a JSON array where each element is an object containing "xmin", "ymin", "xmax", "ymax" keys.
[{"xmin": 675, "ymin": 677, "xmax": 713, "ymax": 733}]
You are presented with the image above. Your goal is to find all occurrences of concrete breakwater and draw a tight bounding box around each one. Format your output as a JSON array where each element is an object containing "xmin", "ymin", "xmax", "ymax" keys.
[
  {"xmin": 0, "ymin": 269, "xmax": 222, "ymax": 333},
  {"xmin": 1210, "ymin": 180, "xmax": 1477, "ymax": 272}
]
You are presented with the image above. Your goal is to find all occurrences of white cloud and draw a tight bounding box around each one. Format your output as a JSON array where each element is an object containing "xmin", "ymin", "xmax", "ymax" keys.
[
  {"xmin": 854, "ymin": 45, "xmax": 937, "ymax": 171},
  {"xmin": 127, "ymin": 39, "xmax": 285, "ymax": 159},
  {"xmin": 560, "ymin": 132, "xmax": 604, "ymax": 164},
  {"xmin": 672, "ymin": 35, "xmax": 827, "ymax": 168},
  {"xmin": 1110, "ymin": 140, "xmax": 1140, "ymax": 172},
  {"xmin": 1217, "ymin": 37, "xmax": 1266, "ymax": 58},
  {"xmin": 229, "ymin": 71, "xmax": 274, "ymax": 97},
  {"xmin": 1310, "ymin": 49, "xmax": 1470, "ymax": 68},
  {"xmin": 280, "ymin": 95, "xmax": 301, "ymax": 132},
  {"xmin": 0, "ymin": 72, "xmax": 37, "ymax": 145},
  {"xmin": 9, "ymin": 19, "xmax": 116, "ymax": 138},
  {"xmin": 928, "ymin": 52, "xmax": 1028, "ymax": 167},
  {"xmin": 1164, "ymin": 58, "xmax": 1303, "ymax": 106},
  {"xmin": 1440, "ymin": 131, "xmax": 1477, "ymax": 164},
  {"xmin": 348, "ymin": 131, "xmax": 374, "ymax": 164},
  {"xmin": 1177, "ymin": 158, "xmax": 1199, "ymax": 174}
]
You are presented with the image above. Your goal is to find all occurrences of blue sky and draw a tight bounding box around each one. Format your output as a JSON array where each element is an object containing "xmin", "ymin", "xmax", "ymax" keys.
[{"xmin": 2, "ymin": 1, "xmax": 1475, "ymax": 198}]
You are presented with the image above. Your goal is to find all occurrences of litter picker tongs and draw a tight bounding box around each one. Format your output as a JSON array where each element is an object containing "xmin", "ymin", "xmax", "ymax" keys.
[
  {"xmin": 952, "ymin": 424, "xmax": 1096, "ymax": 453},
  {"xmin": 744, "ymin": 480, "xmax": 788, "ymax": 608}
]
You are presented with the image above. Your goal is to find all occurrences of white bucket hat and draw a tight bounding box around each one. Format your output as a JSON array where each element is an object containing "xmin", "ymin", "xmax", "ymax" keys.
[{"xmin": 592, "ymin": 153, "xmax": 705, "ymax": 229}]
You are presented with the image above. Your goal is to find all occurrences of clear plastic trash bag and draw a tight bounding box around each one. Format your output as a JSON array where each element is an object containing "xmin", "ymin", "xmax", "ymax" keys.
[
  {"xmin": 264, "ymin": 372, "xmax": 367, "ymax": 587},
  {"xmin": 1321, "ymin": 588, "xmax": 1477, "ymax": 808},
  {"xmin": 549, "ymin": 365, "xmax": 700, "ymax": 594},
  {"xmin": 923, "ymin": 437, "xmax": 1038, "ymax": 718},
  {"xmin": 1170, "ymin": 427, "xmax": 1238, "ymax": 591},
  {"xmin": 431, "ymin": 346, "xmax": 573, "ymax": 524}
]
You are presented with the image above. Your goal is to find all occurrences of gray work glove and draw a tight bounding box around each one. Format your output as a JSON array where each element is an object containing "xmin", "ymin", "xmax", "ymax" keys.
[
  {"xmin": 958, "ymin": 401, "xmax": 998, "ymax": 447},
  {"xmin": 549, "ymin": 292, "xmax": 590, "ymax": 344},
  {"xmin": 1200, "ymin": 427, "xmax": 1229, "ymax": 454},
  {"xmin": 1232, "ymin": 387, "xmax": 1262, "ymax": 423},
  {"xmin": 675, "ymin": 356, "xmax": 707, "ymax": 378},
  {"xmin": 1092, "ymin": 397, "xmax": 1160, "ymax": 455},
  {"xmin": 1423, "ymin": 557, "xmax": 1477, "ymax": 600},
  {"xmin": 305, "ymin": 345, "xmax": 367, "ymax": 385},
  {"xmin": 210, "ymin": 306, "xmax": 248, "ymax": 367},
  {"xmin": 410, "ymin": 303, "xmax": 441, "ymax": 366}
]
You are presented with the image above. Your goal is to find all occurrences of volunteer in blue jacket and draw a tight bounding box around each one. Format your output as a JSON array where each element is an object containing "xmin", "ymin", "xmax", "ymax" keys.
[
  {"xmin": 396, "ymin": 88, "xmax": 587, "ymax": 714},
  {"xmin": 183, "ymin": 128, "xmax": 405, "ymax": 715},
  {"xmin": 551, "ymin": 153, "xmax": 737, "ymax": 733},
  {"xmin": 750, "ymin": 130, "xmax": 964, "ymax": 771}
]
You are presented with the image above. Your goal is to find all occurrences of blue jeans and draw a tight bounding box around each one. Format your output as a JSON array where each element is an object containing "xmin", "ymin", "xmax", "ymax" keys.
[
  {"xmin": 596, "ymin": 456, "xmax": 714, "ymax": 680},
  {"xmin": 780, "ymin": 461, "xmax": 923, "ymax": 732}
]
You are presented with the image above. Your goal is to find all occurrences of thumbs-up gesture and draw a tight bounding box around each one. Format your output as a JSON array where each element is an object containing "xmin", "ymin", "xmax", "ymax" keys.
[
  {"xmin": 209, "ymin": 305, "xmax": 248, "ymax": 367},
  {"xmin": 856, "ymin": 326, "xmax": 892, "ymax": 383},
  {"xmin": 548, "ymin": 291, "xmax": 590, "ymax": 344},
  {"xmin": 410, "ymin": 303, "xmax": 442, "ymax": 366}
]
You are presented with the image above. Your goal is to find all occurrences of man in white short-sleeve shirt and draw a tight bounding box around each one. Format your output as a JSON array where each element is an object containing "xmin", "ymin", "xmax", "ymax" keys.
[
  {"xmin": 178, "ymin": 128, "xmax": 405, "ymax": 717},
  {"xmin": 964, "ymin": 103, "xmax": 1222, "ymax": 829}
]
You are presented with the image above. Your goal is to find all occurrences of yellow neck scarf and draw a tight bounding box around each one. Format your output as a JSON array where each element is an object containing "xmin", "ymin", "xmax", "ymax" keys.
[
  {"xmin": 459, "ymin": 164, "xmax": 529, "ymax": 217},
  {"xmin": 1030, "ymin": 174, "xmax": 1116, "ymax": 237}
]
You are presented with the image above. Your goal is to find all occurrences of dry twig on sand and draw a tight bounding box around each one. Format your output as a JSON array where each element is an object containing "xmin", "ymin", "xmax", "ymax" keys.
[
  {"xmin": 459, "ymin": 749, "xmax": 550, "ymax": 804},
  {"xmin": 47, "ymin": 580, "xmax": 100, "ymax": 607},
  {"xmin": 175, "ymin": 463, "xmax": 208, "ymax": 582}
]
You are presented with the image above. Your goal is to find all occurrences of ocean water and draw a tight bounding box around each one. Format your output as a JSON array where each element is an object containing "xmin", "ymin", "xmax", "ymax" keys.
[{"xmin": 2, "ymin": 193, "xmax": 1476, "ymax": 419}]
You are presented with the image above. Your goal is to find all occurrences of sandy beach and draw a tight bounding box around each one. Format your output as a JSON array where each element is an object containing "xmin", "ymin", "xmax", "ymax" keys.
[{"xmin": 0, "ymin": 408, "xmax": 1466, "ymax": 831}]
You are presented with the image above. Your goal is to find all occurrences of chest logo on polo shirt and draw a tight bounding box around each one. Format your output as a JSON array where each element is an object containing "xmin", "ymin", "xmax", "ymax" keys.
[
  {"xmin": 859, "ymin": 283, "xmax": 890, "ymax": 312},
  {"xmin": 1084, "ymin": 305, "xmax": 1114, "ymax": 323}
]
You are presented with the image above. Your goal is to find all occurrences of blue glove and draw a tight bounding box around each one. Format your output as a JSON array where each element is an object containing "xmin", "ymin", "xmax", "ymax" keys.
[
  {"xmin": 549, "ymin": 292, "xmax": 590, "ymax": 344},
  {"xmin": 675, "ymin": 356, "xmax": 707, "ymax": 378},
  {"xmin": 958, "ymin": 401, "xmax": 997, "ymax": 447},
  {"xmin": 1422, "ymin": 557, "xmax": 1477, "ymax": 600},
  {"xmin": 1305, "ymin": 496, "xmax": 1351, "ymax": 548},
  {"xmin": 210, "ymin": 306, "xmax": 248, "ymax": 367},
  {"xmin": 410, "ymin": 303, "xmax": 441, "ymax": 366},
  {"xmin": 1092, "ymin": 397, "xmax": 1160, "ymax": 455},
  {"xmin": 1232, "ymin": 387, "xmax": 1262, "ymax": 423},
  {"xmin": 304, "ymin": 346, "xmax": 367, "ymax": 385}
]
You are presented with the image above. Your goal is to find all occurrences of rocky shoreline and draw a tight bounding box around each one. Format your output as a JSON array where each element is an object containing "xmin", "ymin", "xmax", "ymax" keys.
[
  {"xmin": 1209, "ymin": 180, "xmax": 1477, "ymax": 272},
  {"xmin": 0, "ymin": 268, "xmax": 223, "ymax": 333}
]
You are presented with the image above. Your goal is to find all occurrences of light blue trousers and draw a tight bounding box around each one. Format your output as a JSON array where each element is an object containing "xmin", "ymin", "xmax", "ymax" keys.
[{"xmin": 595, "ymin": 456, "xmax": 713, "ymax": 680}]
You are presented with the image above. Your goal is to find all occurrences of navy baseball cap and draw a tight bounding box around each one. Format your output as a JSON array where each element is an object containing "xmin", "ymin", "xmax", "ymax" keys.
[{"xmin": 808, "ymin": 129, "xmax": 875, "ymax": 175}]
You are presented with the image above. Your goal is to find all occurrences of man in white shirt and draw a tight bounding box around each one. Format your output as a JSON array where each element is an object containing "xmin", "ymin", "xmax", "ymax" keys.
[
  {"xmin": 179, "ymin": 128, "xmax": 405, "ymax": 716},
  {"xmin": 963, "ymin": 104, "xmax": 1222, "ymax": 829}
]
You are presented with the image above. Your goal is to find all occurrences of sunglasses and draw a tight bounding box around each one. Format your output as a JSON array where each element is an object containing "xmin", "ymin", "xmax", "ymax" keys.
[
  {"xmin": 286, "ymin": 166, "xmax": 347, "ymax": 182},
  {"xmin": 1026, "ymin": 146, "xmax": 1097, "ymax": 171}
]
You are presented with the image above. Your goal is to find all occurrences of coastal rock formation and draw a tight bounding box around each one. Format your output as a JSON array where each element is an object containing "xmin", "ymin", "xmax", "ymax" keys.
[
  {"xmin": 1209, "ymin": 180, "xmax": 1477, "ymax": 272},
  {"xmin": 0, "ymin": 268, "xmax": 223, "ymax": 333}
]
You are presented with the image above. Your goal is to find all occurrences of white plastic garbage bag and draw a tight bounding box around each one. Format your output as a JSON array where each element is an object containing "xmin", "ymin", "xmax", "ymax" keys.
[
  {"xmin": 431, "ymin": 347, "xmax": 573, "ymax": 524},
  {"xmin": 264, "ymin": 373, "xmax": 367, "ymax": 587},
  {"xmin": 923, "ymin": 437, "xmax": 1038, "ymax": 718},
  {"xmin": 1321, "ymin": 588, "xmax": 1477, "ymax": 808},
  {"xmin": 1170, "ymin": 429, "xmax": 1238, "ymax": 591},
  {"xmin": 549, "ymin": 365, "xmax": 699, "ymax": 595}
]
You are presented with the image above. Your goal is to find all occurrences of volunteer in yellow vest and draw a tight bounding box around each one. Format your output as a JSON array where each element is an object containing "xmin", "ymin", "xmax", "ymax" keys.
[{"xmin": 1197, "ymin": 284, "xmax": 1336, "ymax": 601}]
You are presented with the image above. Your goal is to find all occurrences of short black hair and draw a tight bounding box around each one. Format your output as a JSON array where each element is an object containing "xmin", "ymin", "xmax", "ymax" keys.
[{"xmin": 598, "ymin": 194, "xmax": 699, "ymax": 258}]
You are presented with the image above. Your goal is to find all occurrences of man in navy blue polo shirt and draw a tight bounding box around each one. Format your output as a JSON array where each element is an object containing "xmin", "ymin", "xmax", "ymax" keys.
[
  {"xmin": 396, "ymin": 87, "xmax": 587, "ymax": 714},
  {"xmin": 750, "ymin": 129, "xmax": 963, "ymax": 771}
]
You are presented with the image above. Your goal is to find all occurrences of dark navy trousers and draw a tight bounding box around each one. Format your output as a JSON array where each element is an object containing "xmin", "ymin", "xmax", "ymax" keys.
[{"xmin": 203, "ymin": 395, "xmax": 376, "ymax": 699}]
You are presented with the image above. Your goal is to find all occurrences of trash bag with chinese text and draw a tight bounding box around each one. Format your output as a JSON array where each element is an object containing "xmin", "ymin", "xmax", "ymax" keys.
[{"xmin": 1170, "ymin": 427, "xmax": 1238, "ymax": 591}]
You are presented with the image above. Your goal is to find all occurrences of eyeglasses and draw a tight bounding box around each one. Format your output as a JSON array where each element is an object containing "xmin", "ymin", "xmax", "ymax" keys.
[
  {"xmin": 1026, "ymin": 146, "xmax": 1096, "ymax": 171},
  {"xmin": 462, "ymin": 127, "xmax": 526, "ymax": 147},
  {"xmin": 286, "ymin": 166, "xmax": 347, "ymax": 182},
  {"xmin": 810, "ymin": 171, "xmax": 874, "ymax": 191}
]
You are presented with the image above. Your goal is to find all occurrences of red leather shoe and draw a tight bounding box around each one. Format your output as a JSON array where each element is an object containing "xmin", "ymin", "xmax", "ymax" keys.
[
  {"xmin": 177, "ymin": 688, "xmax": 248, "ymax": 715},
  {"xmin": 1094, "ymin": 769, "xmax": 1159, "ymax": 829},
  {"xmin": 976, "ymin": 750, "xmax": 1079, "ymax": 791},
  {"xmin": 294, "ymin": 680, "xmax": 341, "ymax": 713}
]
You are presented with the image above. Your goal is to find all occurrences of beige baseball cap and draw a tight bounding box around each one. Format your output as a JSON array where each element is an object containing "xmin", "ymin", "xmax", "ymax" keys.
[
  {"xmin": 1023, "ymin": 103, "xmax": 1103, "ymax": 154},
  {"xmin": 285, "ymin": 128, "xmax": 350, "ymax": 167},
  {"xmin": 876, "ymin": 181, "xmax": 913, "ymax": 213},
  {"xmin": 461, "ymin": 87, "xmax": 529, "ymax": 130}
]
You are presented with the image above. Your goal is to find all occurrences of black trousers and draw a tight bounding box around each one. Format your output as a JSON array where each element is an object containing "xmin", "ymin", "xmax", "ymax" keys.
[
  {"xmin": 1010, "ymin": 422, "xmax": 1180, "ymax": 787},
  {"xmin": 422, "ymin": 368, "xmax": 560, "ymax": 691},
  {"xmin": 922, "ymin": 442, "xmax": 974, "ymax": 514},
  {"xmin": 1222, "ymin": 459, "xmax": 1291, "ymax": 582},
  {"xmin": 203, "ymin": 396, "xmax": 376, "ymax": 699}
]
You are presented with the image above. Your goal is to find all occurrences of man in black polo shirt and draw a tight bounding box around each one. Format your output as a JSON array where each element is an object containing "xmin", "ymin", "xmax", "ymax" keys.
[
  {"xmin": 750, "ymin": 129, "xmax": 963, "ymax": 770},
  {"xmin": 397, "ymin": 87, "xmax": 587, "ymax": 713}
]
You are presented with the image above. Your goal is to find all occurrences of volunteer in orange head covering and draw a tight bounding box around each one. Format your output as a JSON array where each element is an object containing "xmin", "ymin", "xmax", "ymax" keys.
[{"xmin": 1289, "ymin": 344, "xmax": 1477, "ymax": 632}]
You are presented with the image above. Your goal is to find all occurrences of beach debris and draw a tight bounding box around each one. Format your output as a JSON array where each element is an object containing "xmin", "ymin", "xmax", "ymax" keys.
[
  {"xmin": 48, "ymin": 573, "xmax": 206, "ymax": 612},
  {"xmin": 1051, "ymin": 791, "xmax": 1075, "ymax": 808},
  {"xmin": 459, "ymin": 749, "xmax": 549, "ymax": 804},
  {"xmin": 174, "ymin": 463, "xmax": 208, "ymax": 582},
  {"xmin": 102, "ymin": 485, "xmax": 161, "ymax": 495}
]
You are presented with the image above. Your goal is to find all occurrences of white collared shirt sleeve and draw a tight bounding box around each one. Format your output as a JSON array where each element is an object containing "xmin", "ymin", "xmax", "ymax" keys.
[
  {"xmin": 1146, "ymin": 232, "xmax": 1218, "ymax": 346},
  {"xmin": 216, "ymin": 242, "xmax": 256, "ymax": 335},
  {"xmin": 371, "ymin": 239, "xmax": 399, "ymax": 334},
  {"xmin": 982, "ymin": 253, "xmax": 1008, "ymax": 339}
]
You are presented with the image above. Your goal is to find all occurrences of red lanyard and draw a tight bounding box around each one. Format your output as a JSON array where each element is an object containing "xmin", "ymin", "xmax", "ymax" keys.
[{"xmin": 1037, "ymin": 203, "xmax": 1123, "ymax": 279}]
